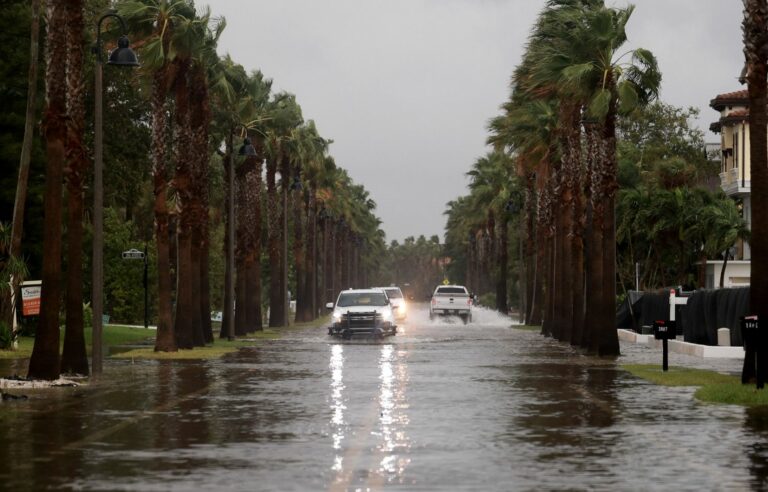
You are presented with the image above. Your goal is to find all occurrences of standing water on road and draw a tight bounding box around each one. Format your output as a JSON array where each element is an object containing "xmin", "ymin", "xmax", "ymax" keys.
[{"xmin": 0, "ymin": 304, "xmax": 766, "ymax": 490}]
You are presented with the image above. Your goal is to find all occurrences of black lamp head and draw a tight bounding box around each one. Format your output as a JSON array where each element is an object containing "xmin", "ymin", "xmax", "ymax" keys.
[
  {"xmin": 107, "ymin": 35, "xmax": 139, "ymax": 66},
  {"xmin": 239, "ymin": 137, "xmax": 257, "ymax": 157},
  {"xmin": 291, "ymin": 175, "xmax": 302, "ymax": 191}
]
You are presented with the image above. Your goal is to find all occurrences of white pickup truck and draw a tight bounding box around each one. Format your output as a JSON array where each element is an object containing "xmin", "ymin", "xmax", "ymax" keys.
[
  {"xmin": 429, "ymin": 285, "xmax": 473, "ymax": 324},
  {"xmin": 327, "ymin": 288, "xmax": 397, "ymax": 339}
]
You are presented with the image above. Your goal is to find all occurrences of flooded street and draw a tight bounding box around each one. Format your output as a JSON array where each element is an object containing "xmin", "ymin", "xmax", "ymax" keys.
[{"xmin": 2, "ymin": 305, "xmax": 768, "ymax": 490}]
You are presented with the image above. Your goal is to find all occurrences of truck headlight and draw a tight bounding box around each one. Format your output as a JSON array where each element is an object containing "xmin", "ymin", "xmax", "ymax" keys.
[
  {"xmin": 332, "ymin": 310, "xmax": 342, "ymax": 322},
  {"xmin": 382, "ymin": 310, "xmax": 393, "ymax": 322}
]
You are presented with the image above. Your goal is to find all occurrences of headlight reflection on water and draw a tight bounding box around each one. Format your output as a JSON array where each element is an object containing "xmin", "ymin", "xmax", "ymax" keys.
[
  {"xmin": 378, "ymin": 344, "xmax": 411, "ymax": 480},
  {"xmin": 330, "ymin": 344, "xmax": 345, "ymax": 472},
  {"xmin": 328, "ymin": 343, "xmax": 410, "ymax": 485}
]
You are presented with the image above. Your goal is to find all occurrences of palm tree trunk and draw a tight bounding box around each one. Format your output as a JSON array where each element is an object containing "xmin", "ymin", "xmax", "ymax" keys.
[
  {"xmin": 220, "ymin": 135, "xmax": 233, "ymax": 339},
  {"xmin": 5, "ymin": 0, "xmax": 41, "ymax": 331},
  {"xmin": 596, "ymin": 98, "xmax": 620, "ymax": 356},
  {"xmin": 173, "ymin": 59, "xmax": 201, "ymax": 349},
  {"xmin": 61, "ymin": 0, "xmax": 88, "ymax": 375},
  {"xmin": 151, "ymin": 67, "xmax": 175, "ymax": 353},
  {"xmin": 28, "ymin": 0, "xmax": 66, "ymax": 380},
  {"xmin": 745, "ymin": 0, "xmax": 768, "ymax": 348},
  {"xmin": 719, "ymin": 250, "xmax": 729, "ymax": 288},
  {"xmin": 306, "ymin": 190, "xmax": 317, "ymax": 319},
  {"xmin": 524, "ymin": 172, "xmax": 536, "ymax": 323},
  {"xmin": 267, "ymin": 156, "xmax": 283, "ymax": 327},
  {"xmin": 582, "ymin": 125, "xmax": 598, "ymax": 350},
  {"xmin": 234, "ymin": 155, "xmax": 248, "ymax": 336},
  {"xmin": 279, "ymin": 158, "xmax": 290, "ymax": 324},
  {"xmin": 496, "ymin": 218, "xmax": 508, "ymax": 313},
  {"xmin": 244, "ymin": 152, "xmax": 263, "ymax": 332},
  {"xmin": 325, "ymin": 219, "xmax": 334, "ymax": 305},
  {"xmin": 293, "ymin": 173, "xmax": 308, "ymax": 322},
  {"xmin": 190, "ymin": 65, "xmax": 212, "ymax": 344}
]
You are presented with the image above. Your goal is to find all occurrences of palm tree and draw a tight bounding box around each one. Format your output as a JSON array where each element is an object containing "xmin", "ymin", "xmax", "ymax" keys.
[
  {"xmin": 28, "ymin": 0, "xmax": 67, "ymax": 380},
  {"xmin": 237, "ymin": 72, "xmax": 272, "ymax": 334},
  {"xmin": 700, "ymin": 199, "xmax": 752, "ymax": 288},
  {"xmin": 4, "ymin": 0, "xmax": 41, "ymax": 331},
  {"xmin": 168, "ymin": 7, "xmax": 213, "ymax": 349},
  {"xmin": 264, "ymin": 93, "xmax": 303, "ymax": 327},
  {"xmin": 489, "ymin": 95, "xmax": 558, "ymax": 326},
  {"xmin": 467, "ymin": 152, "xmax": 514, "ymax": 313},
  {"xmin": 528, "ymin": 1, "xmax": 660, "ymax": 354},
  {"xmin": 188, "ymin": 13, "xmax": 224, "ymax": 344},
  {"xmin": 61, "ymin": 0, "xmax": 89, "ymax": 375},
  {"xmin": 743, "ymin": 0, "xmax": 768, "ymax": 334},
  {"xmin": 119, "ymin": 0, "xmax": 194, "ymax": 353},
  {"xmin": 293, "ymin": 121, "xmax": 328, "ymax": 322}
]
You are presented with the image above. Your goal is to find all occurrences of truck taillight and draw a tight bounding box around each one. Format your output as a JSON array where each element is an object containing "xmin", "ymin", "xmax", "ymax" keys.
[
  {"xmin": 431, "ymin": 298, "xmax": 437, "ymax": 305},
  {"xmin": 467, "ymin": 299, "xmax": 472, "ymax": 306}
]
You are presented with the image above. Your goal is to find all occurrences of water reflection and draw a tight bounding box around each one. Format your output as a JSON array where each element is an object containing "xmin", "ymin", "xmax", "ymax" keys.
[
  {"xmin": 744, "ymin": 406, "xmax": 768, "ymax": 489},
  {"xmin": 329, "ymin": 344, "xmax": 345, "ymax": 472},
  {"xmin": 377, "ymin": 344, "xmax": 411, "ymax": 481},
  {"xmin": 512, "ymin": 361, "xmax": 620, "ymax": 479},
  {"xmin": 327, "ymin": 342, "xmax": 411, "ymax": 488}
]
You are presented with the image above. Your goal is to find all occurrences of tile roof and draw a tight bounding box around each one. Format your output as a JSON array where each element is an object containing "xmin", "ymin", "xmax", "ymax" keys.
[
  {"xmin": 710, "ymin": 89, "xmax": 750, "ymax": 110},
  {"xmin": 714, "ymin": 89, "xmax": 749, "ymax": 100}
]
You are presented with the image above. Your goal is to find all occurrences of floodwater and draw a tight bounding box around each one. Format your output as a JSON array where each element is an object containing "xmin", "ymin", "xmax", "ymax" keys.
[{"xmin": 0, "ymin": 305, "xmax": 766, "ymax": 491}]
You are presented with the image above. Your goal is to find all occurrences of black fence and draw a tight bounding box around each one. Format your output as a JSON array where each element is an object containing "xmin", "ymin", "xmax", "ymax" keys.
[{"xmin": 616, "ymin": 287, "xmax": 750, "ymax": 346}]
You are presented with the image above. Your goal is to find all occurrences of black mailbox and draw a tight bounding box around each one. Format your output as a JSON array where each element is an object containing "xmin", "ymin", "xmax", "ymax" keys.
[
  {"xmin": 742, "ymin": 316, "xmax": 759, "ymax": 350},
  {"xmin": 653, "ymin": 320, "xmax": 675, "ymax": 340},
  {"xmin": 741, "ymin": 315, "xmax": 761, "ymax": 387}
]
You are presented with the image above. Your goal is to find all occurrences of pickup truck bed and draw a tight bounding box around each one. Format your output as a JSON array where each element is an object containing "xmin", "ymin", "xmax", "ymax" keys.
[{"xmin": 430, "ymin": 285, "xmax": 473, "ymax": 324}]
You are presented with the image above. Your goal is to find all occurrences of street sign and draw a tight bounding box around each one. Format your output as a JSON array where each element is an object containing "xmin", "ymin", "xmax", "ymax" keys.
[{"xmin": 122, "ymin": 248, "xmax": 145, "ymax": 260}]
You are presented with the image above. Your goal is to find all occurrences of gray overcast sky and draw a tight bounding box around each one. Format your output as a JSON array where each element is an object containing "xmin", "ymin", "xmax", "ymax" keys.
[{"xmin": 208, "ymin": 0, "xmax": 743, "ymax": 243}]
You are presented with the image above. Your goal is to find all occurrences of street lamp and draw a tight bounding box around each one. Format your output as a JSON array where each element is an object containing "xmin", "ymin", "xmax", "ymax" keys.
[{"xmin": 92, "ymin": 12, "xmax": 138, "ymax": 375}]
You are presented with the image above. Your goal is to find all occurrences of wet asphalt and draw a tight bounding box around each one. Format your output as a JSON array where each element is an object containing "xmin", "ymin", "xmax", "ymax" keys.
[{"xmin": 0, "ymin": 305, "xmax": 766, "ymax": 491}]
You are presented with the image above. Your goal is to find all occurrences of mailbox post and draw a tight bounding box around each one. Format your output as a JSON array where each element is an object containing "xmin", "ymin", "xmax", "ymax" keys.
[
  {"xmin": 653, "ymin": 319, "xmax": 676, "ymax": 371},
  {"xmin": 741, "ymin": 316, "xmax": 763, "ymax": 388}
]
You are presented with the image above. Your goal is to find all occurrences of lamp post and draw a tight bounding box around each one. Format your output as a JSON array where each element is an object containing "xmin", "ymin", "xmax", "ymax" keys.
[{"xmin": 92, "ymin": 13, "xmax": 138, "ymax": 375}]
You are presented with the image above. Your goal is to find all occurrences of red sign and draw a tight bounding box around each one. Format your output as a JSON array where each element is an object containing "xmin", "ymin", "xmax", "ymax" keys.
[{"xmin": 21, "ymin": 284, "xmax": 41, "ymax": 316}]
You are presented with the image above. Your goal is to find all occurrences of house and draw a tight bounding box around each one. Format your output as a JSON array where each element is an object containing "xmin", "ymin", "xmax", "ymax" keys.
[{"xmin": 707, "ymin": 89, "xmax": 752, "ymax": 287}]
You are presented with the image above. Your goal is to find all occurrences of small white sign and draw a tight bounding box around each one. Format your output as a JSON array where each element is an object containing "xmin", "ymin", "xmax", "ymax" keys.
[{"xmin": 122, "ymin": 248, "xmax": 145, "ymax": 260}]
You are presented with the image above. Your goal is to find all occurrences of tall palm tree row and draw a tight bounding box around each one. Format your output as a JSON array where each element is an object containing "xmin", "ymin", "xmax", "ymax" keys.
[
  {"xmin": 21, "ymin": 0, "xmax": 386, "ymax": 379},
  {"xmin": 444, "ymin": 0, "xmax": 661, "ymax": 356}
]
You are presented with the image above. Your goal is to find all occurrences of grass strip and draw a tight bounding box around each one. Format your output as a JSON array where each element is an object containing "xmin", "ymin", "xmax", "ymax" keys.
[
  {"xmin": 512, "ymin": 325, "xmax": 541, "ymax": 331},
  {"xmin": 623, "ymin": 363, "xmax": 768, "ymax": 407},
  {"xmin": 0, "ymin": 325, "xmax": 155, "ymax": 360},
  {"xmin": 2, "ymin": 317, "xmax": 328, "ymax": 361},
  {"xmin": 112, "ymin": 329, "xmax": 281, "ymax": 360},
  {"xmin": 622, "ymin": 364, "xmax": 736, "ymax": 386}
]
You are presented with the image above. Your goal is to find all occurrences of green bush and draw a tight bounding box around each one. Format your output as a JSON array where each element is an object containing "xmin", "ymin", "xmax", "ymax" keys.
[
  {"xmin": 0, "ymin": 321, "xmax": 11, "ymax": 349},
  {"xmin": 478, "ymin": 292, "xmax": 496, "ymax": 308}
]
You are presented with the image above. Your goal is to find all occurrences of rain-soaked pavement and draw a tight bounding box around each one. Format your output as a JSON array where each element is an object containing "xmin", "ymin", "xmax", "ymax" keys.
[{"xmin": 2, "ymin": 304, "xmax": 768, "ymax": 491}]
